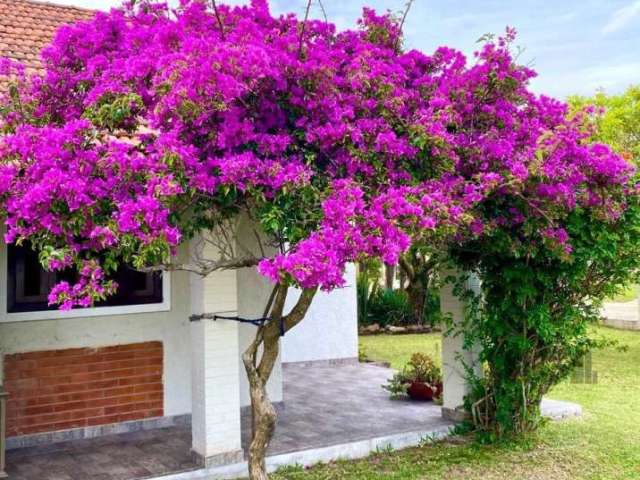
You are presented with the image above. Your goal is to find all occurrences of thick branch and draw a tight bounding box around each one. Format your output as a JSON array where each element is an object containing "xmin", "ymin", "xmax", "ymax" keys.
[
  {"xmin": 140, "ymin": 255, "xmax": 261, "ymax": 276},
  {"xmin": 211, "ymin": 0, "xmax": 226, "ymax": 40},
  {"xmin": 281, "ymin": 287, "xmax": 319, "ymax": 333},
  {"xmin": 399, "ymin": 255, "xmax": 416, "ymax": 282},
  {"xmin": 262, "ymin": 284, "xmax": 280, "ymax": 318},
  {"xmin": 298, "ymin": 0, "xmax": 313, "ymax": 58}
]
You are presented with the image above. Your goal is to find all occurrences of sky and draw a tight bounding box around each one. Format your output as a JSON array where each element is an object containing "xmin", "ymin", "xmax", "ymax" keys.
[{"xmin": 51, "ymin": 0, "xmax": 640, "ymax": 100}]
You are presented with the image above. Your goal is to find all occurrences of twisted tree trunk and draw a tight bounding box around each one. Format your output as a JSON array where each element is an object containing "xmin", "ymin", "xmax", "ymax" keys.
[
  {"xmin": 242, "ymin": 284, "xmax": 318, "ymax": 480},
  {"xmin": 399, "ymin": 252, "xmax": 441, "ymax": 323}
]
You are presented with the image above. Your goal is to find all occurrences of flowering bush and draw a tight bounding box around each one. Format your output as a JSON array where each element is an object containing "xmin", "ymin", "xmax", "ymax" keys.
[{"xmin": 0, "ymin": 0, "xmax": 637, "ymax": 470}]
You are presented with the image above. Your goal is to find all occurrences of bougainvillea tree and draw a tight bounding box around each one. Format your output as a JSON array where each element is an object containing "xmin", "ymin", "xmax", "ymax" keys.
[
  {"xmin": 0, "ymin": 0, "xmax": 638, "ymax": 475},
  {"xmin": 444, "ymin": 40, "xmax": 640, "ymax": 436}
]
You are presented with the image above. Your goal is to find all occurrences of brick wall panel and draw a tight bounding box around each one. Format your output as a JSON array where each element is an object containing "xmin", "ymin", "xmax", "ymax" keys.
[{"xmin": 3, "ymin": 342, "xmax": 164, "ymax": 437}]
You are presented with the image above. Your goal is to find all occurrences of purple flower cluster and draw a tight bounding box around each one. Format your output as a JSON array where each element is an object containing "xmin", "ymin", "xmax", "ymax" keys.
[{"xmin": 0, "ymin": 1, "xmax": 635, "ymax": 308}]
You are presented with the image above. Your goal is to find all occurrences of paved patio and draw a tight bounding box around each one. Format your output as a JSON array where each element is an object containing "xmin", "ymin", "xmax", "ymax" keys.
[
  {"xmin": 5, "ymin": 362, "xmax": 451, "ymax": 480},
  {"xmin": 4, "ymin": 362, "xmax": 581, "ymax": 480}
]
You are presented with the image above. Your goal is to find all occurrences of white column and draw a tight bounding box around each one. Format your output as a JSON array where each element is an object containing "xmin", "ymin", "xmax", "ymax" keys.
[
  {"xmin": 190, "ymin": 318, "xmax": 243, "ymax": 466},
  {"xmin": 439, "ymin": 270, "xmax": 482, "ymax": 421},
  {"xmin": 189, "ymin": 246, "xmax": 243, "ymax": 467}
]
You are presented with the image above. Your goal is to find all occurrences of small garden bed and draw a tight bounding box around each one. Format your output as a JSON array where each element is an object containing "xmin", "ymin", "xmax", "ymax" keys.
[{"xmin": 359, "ymin": 323, "xmax": 437, "ymax": 336}]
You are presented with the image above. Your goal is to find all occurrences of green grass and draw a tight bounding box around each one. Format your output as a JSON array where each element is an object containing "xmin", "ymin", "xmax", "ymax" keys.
[
  {"xmin": 272, "ymin": 327, "xmax": 640, "ymax": 480},
  {"xmin": 359, "ymin": 332, "xmax": 443, "ymax": 369}
]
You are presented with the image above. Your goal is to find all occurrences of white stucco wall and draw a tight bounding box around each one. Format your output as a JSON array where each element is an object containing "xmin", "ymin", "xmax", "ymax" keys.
[
  {"xmin": 0, "ymin": 236, "xmax": 359, "ymax": 424},
  {"xmin": 281, "ymin": 264, "xmax": 359, "ymax": 364},
  {"xmin": 0, "ymin": 251, "xmax": 193, "ymax": 417}
]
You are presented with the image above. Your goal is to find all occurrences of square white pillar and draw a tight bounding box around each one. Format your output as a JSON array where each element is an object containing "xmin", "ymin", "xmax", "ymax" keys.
[
  {"xmin": 189, "ymin": 256, "xmax": 243, "ymax": 467},
  {"xmin": 440, "ymin": 270, "xmax": 482, "ymax": 421},
  {"xmin": 190, "ymin": 317, "xmax": 244, "ymax": 466}
]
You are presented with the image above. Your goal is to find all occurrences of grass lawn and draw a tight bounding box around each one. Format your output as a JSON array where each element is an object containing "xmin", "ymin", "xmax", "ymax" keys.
[{"xmin": 272, "ymin": 327, "xmax": 640, "ymax": 480}]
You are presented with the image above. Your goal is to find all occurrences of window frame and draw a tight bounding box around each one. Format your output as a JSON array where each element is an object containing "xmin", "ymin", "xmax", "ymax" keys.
[{"xmin": 0, "ymin": 244, "xmax": 171, "ymax": 323}]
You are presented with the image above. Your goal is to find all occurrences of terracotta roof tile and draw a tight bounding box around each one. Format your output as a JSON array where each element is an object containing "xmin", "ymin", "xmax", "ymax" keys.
[{"xmin": 0, "ymin": 0, "xmax": 95, "ymax": 72}]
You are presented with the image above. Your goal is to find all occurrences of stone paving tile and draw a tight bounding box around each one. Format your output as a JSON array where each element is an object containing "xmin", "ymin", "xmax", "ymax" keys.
[
  {"xmin": 247, "ymin": 362, "xmax": 449, "ymax": 455},
  {"xmin": 7, "ymin": 362, "xmax": 449, "ymax": 479},
  {"xmin": 5, "ymin": 425, "xmax": 198, "ymax": 480}
]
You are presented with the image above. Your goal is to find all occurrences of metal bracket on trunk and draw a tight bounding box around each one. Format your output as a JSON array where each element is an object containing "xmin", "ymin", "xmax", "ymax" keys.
[{"xmin": 189, "ymin": 313, "xmax": 286, "ymax": 336}]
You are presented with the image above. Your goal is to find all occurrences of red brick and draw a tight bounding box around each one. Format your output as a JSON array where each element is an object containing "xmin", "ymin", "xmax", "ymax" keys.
[
  {"xmin": 87, "ymin": 414, "xmax": 120, "ymax": 426},
  {"xmin": 118, "ymin": 374, "xmax": 162, "ymax": 387},
  {"xmin": 4, "ymin": 342, "xmax": 163, "ymax": 437},
  {"xmin": 22, "ymin": 405, "xmax": 55, "ymax": 417},
  {"xmin": 133, "ymin": 383, "xmax": 163, "ymax": 394},
  {"xmin": 69, "ymin": 408, "xmax": 104, "ymax": 420}
]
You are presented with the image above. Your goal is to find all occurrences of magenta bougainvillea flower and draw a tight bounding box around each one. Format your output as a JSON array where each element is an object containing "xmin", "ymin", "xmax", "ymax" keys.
[{"xmin": 0, "ymin": 1, "xmax": 634, "ymax": 308}]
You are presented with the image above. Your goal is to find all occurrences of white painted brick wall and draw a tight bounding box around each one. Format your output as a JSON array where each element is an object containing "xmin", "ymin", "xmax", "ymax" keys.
[
  {"xmin": 191, "ymin": 240, "xmax": 238, "ymax": 316},
  {"xmin": 190, "ymin": 317, "xmax": 242, "ymax": 458},
  {"xmin": 189, "ymin": 238, "xmax": 242, "ymax": 460},
  {"xmin": 204, "ymin": 269, "xmax": 237, "ymax": 314}
]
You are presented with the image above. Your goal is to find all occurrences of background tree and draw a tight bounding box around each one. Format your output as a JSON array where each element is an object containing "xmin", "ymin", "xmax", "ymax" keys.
[
  {"xmin": 569, "ymin": 86, "xmax": 640, "ymax": 163},
  {"xmin": 398, "ymin": 245, "xmax": 444, "ymax": 324}
]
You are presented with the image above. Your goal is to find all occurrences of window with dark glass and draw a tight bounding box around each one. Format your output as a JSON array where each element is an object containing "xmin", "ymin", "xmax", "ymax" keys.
[{"xmin": 7, "ymin": 244, "xmax": 163, "ymax": 313}]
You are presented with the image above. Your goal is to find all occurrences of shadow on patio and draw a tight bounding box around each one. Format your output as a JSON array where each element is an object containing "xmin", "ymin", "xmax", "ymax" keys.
[{"xmin": 5, "ymin": 362, "xmax": 452, "ymax": 480}]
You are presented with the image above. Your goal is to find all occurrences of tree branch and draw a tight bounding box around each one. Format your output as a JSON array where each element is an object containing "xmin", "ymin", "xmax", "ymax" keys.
[
  {"xmin": 281, "ymin": 287, "xmax": 318, "ymax": 332},
  {"xmin": 394, "ymin": 0, "xmax": 415, "ymax": 51},
  {"xmin": 317, "ymin": 0, "xmax": 328, "ymax": 23},
  {"xmin": 140, "ymin": 255, "xmax": 262, "ymax": 276},
  {"xmin": 298, "ymin": 0, "xmax": 313, "ymax": 58},
  {"xmin": 399, "ymin": 255, "xmax": 416, "ymax": 281},
  {"xmin": 211, "ymin": 0, "xmax": 226, "ymax": 40}
]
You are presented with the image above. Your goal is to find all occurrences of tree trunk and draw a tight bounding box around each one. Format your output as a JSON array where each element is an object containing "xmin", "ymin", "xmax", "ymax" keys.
[
  {"xmin": 244, "ymin": 331, "xmax": 278, "ymax": 480},
  {"xmin": 385, "ymin": 263, "xmax": 395, "ymax": 290},
  {"xmin": 405, "ymin": 280, "xmax": 427, "ymax": 323},
  {"xmin": 399, "ymin": 253, "xmax": 440, "ymax": 324},
  {"xmin": 242, "ymin": 285, "xmax": 318, "ymax": 480}
]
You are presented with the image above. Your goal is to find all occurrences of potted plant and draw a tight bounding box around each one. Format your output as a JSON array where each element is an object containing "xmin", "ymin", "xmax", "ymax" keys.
[{"xmin": 383, "ymin": 353, "xmax": 442, "ymax": 401}]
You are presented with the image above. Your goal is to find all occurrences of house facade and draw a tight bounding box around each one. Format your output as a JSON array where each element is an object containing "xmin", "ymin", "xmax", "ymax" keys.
[{"xmin": 0, "ymin": 0, "xmax": 358, "ymax": 468}]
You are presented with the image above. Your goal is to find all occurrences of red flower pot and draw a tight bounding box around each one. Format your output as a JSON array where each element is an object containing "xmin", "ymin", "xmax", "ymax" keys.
[{"xmin": 407, "ymin": 381, "xmax": 442, "ymax": 401}]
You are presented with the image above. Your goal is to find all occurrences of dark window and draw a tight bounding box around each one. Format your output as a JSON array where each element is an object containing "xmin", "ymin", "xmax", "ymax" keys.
[{"xmin": 7, "ymin": 244, "xmax": 163, "ymax": 313}]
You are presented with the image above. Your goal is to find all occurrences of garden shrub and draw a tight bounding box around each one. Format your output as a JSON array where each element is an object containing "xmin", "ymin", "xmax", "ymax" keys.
[
  {"xmin": 367, "ymin": 288, "xmax": 414, "ymax": 327},
  {"xmin": 453, "ymin": 187, "xmax": 640, "ymax": 439},
  {"xmin": 357, "ymin": 260, "xmax": 381, "ymax": 326}
]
